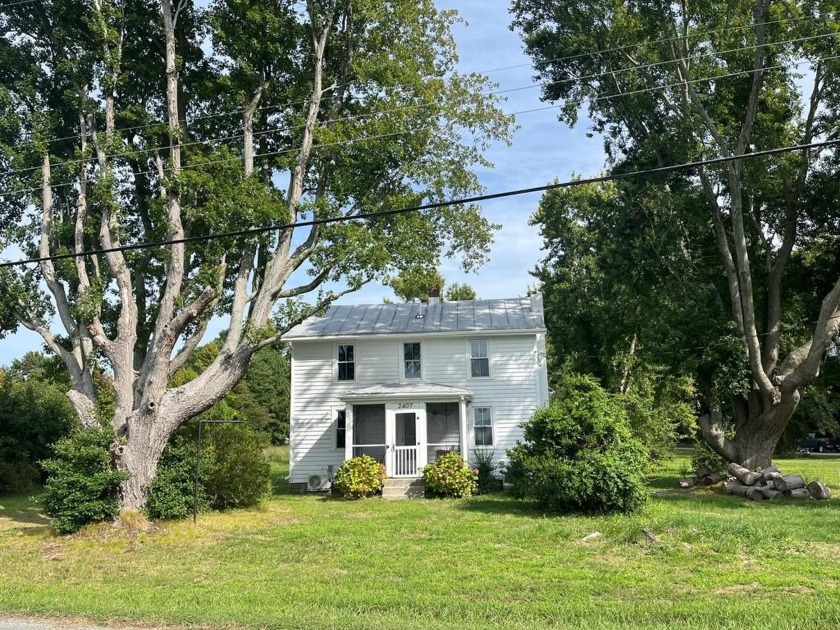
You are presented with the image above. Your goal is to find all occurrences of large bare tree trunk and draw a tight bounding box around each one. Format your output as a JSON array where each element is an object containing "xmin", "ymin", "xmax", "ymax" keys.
[{"xmin": 699, "ymin": 388, "xmax": 802, "ymax": 470}]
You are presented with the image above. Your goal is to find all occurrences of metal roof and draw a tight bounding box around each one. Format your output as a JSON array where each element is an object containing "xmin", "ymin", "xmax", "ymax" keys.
[{"xmin": 283, "ymin": 295, "xmax": 545, "ymax": 340}]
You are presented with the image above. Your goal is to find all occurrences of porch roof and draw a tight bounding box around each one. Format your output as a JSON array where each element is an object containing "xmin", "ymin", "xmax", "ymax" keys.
[{"xmin": 340, "ymin": 382, "xmax": 474, "ymax": 402}]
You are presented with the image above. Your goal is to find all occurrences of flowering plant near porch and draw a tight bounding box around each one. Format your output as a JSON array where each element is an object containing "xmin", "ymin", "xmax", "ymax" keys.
[
  {"xmin": 423, "ymin": 452, "xmax": 478, "ymax": 498},
  {"xmin": 333, "ymin": 456, "xmax": 386, "ymax": 499}
]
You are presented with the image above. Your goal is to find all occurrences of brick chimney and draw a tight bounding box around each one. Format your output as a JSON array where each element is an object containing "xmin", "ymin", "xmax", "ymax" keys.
[{"xmin": 428, "ymin": 284, "xmax": 441, "ymax": 305}]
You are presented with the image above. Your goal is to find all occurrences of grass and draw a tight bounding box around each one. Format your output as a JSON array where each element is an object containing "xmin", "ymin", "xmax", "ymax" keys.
[{"xmin": 1, "ymin": 449, "xmax": 840, "ymax": 629}]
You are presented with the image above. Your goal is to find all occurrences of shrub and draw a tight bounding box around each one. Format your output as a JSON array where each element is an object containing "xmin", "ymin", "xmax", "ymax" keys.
[
  {"xmin": 146, "ymin": 435, "xmax": 211, "ymax": 520},
  {"xmin": 0, "ymin": 368, "xmax": 77, "ymax": 492},
  {"xmin": 333, "ymin": 455, "xmax": 386, "ymax": 499},
  {"xmin": 423, "ymin": 451, "xmax": 477, "ymax": 498},
  {"xmin": 203, "ymin": 424, "xmax": 272, "ymax": 509},
  {"xmin": 506, "ymin": 374, "xmax": 648, "ymax": 514},
  {"xmin": 690, "ymin": 439, "xmax": 729, "ymax": 477},
  {"xmin": 40, "ymin": 427, "xmax": 129, "ymax": 534},
  {"xmin": 470, "ymin": 449, "xmax": 501, "ymax": 494},
  {"xmin": 147, "ymin": 424, "xmax": 271, "ymax": 518}
]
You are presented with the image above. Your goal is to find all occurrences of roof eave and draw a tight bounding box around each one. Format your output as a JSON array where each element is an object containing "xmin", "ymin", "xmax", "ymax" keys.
[
  {"xmin": 340, "ymin": 392, "xmax": 474, "ymax": 403},
  {"xmin": 283, "ymin": 327, "xmax": 547, "ymax": 343}
]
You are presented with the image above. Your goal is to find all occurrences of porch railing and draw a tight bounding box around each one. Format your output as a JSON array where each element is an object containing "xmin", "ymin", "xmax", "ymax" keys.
[{"xmin": 393, "ymin": 445, "xmax": 418, "ymax": 477}]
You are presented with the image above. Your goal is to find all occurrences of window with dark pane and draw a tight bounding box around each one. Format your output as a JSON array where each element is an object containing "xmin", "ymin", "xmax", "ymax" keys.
[
  {"xmin": 335, "ymin": 410, "xmax": 346, "ymax": 449},
  {"xmin": 473, "ymin": 407, "xmax": 493, "ymax": 446},
  {"xmin": 470, "ymin": 339, "xmax": 489, "ymax": 378},
  {"xmin": 337, "ymin": 344, "xmax": 354, "ymax": 381},
  {"xmin": 403, "ymin": 342, "xmax": 421, "ymax": 379}
]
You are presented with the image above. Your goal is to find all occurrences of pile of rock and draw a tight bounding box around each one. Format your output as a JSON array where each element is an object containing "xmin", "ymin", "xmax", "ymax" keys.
[{"xmin": 722, "ymin": 463, "xmax": 832, "ymax": 502}]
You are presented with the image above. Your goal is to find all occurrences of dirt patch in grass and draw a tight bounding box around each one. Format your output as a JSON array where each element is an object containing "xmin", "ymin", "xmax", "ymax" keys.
[{"xmin": 714, "ymin": 582, "xmax": 763, "ymax": 595}]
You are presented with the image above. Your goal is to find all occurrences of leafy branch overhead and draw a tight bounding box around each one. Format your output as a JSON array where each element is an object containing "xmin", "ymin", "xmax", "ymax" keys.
[
  {"xmin": 0, "ymin": 0, "xmax": 513, "ymax": 509},
  {"xmin": 515, "ymin": 0, "xmax": 840, "ymax": 468}
]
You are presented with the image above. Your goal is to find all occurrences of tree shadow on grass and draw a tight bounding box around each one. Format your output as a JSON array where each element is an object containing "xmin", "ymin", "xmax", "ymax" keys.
[
  {"xmin": 652, "ymin": 487, "xmax": 840, "ymax": 512},
  {"xmin": 454, "ymin": 486, "xmax": 840, "ymax": 518},
  {"xmin": 270, "ymin": 470, "xmax": 295, "ymax": 496},
  {"xmin": 0, "ymin": 494, "xmax": 52, "ymax": 534},
  {"xmin": 453, "ymin": 492, "xmax": 548, "ymax": 518}
]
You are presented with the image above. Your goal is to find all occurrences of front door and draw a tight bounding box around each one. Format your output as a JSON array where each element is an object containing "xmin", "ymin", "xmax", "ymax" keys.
[{"xmin": 385, "ymin": 403, "xmax": 426, "ymax": 477}]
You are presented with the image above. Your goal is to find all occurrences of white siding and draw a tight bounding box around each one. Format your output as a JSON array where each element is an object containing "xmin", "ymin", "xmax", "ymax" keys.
[
  {"xmin": 422, "ymin": 335, "xmax": 539, "ymax": 465},
  {"xmin": 288, "ymin": 334, "xmax": 546, "ymax": 482}
]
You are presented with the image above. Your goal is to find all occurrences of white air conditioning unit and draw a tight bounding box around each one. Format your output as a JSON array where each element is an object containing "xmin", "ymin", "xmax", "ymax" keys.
[{"xmin": 306, "ymin": 466, "xmax": 333, "ymax": 492}]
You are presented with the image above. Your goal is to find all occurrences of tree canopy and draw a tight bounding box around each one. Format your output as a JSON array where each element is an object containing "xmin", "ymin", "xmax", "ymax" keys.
[
  {"xmin": 0, "ymin": 0, "xmax": 513, "ymax": 508},
  {"xmin": 514, "ymin": 0, "xmax": 840, "ymax": 467}
]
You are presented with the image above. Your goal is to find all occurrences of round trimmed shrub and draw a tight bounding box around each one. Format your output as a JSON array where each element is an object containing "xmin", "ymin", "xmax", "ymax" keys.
[
  {"xmin": 333, "ymin": 455, "xmax": 386, "ymax": 499},
  {"xmin": 422, "ymin": 451, "xmax": 477, "ymax": 498},
  {"xmin": 506, "ymin": 374, "xmax": 649, "ymax": 514}
]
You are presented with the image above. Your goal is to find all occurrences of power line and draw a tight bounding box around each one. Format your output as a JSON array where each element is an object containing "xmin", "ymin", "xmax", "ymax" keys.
[
  {"xmin": 0, "ymin": 0, "xmax": 38, "ymax": 9},
  {"xmin": 2, "ymin": 137, "xmax": 838, "ymax": 269},
  {"xmin": 9, "ymin": 10, "xmax": 836, "ymax": 151},
  {"xmin": 5, "ymin": 29, "xmax": 835, "ymax": 181},
  {"xmin": 483, "ymin": 11, "xmax": 838, "ymax": 74},
  {"xmin": 493, "ymin": 30, "xmax": 839, "ymax": 97},
  {"xmin": 4, "ymin": 53, "xmax": 834, "ymax": 199}
]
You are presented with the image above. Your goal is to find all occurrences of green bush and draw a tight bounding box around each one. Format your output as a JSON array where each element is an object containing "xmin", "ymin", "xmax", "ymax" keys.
[
  {"xmin": 506, "ymin": 374, "xmax": 649, "ymax": 514},
  {"xmin": 470, "ymin": 449, "xmax": 501, "ymax": 494},
  {"xmin": 146, "ymin": 424, "xmax": 271, "ymax": 518},
  {"xmin": 40, "ymin": 427, "xmax": 129, "ymax": 534},
  {"xmin": 423, "ymin": 451, "xmax": 477, "ymax": 498},
  {"xmin": 204, "ymin": 424, "xmax": 272, "ymax": 509},
  {"xmin": 690, "ymin": 439, "xmax": 729, "ymax": 477},
  {"xmin": 146, "ymin": 424, "xmax": 271, "ymax": 519},
  {"xmin": 333, "ymin": 455, "xmax": 386, "ymax": 499},
  {"xmin": 0, "ymin": 363, "xmax": 77, "ymax": 492},
  {"xmin": 146, "ymin": 435, "xmax": 210, "ymax": 520}
]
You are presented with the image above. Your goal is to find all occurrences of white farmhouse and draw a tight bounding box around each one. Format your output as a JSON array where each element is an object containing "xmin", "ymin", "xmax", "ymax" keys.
[{"xmin": 281, "ymin": 294, "xmax": 549, "ymax": 494}]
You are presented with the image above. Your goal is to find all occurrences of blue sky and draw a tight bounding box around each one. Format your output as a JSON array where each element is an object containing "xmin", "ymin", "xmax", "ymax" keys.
[
  {"xmin": 0, "ymin": 0, "xmax": 606, "ymax": 364},
  {"xmin": 349, "ymin": 0, "xmax": 606, "ymax": 303}
]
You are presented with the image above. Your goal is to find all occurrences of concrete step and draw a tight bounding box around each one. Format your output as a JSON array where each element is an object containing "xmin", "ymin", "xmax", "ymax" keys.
[{"xmin": 382, "ymin": 477, "xmax": 425, "ymax": 500}]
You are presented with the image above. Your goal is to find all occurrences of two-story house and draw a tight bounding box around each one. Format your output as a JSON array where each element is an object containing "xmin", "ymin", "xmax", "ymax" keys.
[{"xmin": 281, "ymin": 294, "xmax": 549, "ymax": 492}]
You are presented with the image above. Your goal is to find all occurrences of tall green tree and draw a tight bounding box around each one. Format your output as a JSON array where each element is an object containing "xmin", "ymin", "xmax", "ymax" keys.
[
  {"xmin": 0, "ymin": 0, "xmax": 512, "ymax": 508},
  {"xmin": 514, "ymin": 0, "xmax": 840, "ymax": 467}
]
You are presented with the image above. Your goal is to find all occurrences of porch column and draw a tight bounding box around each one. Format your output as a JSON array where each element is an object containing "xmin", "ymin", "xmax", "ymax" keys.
[
  {"xmin": 344, "ymin": 404, "xmax": 354, "ymax": 462},
  {"xmin": 459, "ymin": 396, "xmax": 469, "ymax": 463}
]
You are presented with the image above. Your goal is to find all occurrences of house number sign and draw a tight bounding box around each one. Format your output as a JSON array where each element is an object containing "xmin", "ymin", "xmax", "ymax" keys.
[{"xmin": 397, "ymin": 402, "xmax": 414, "ymax": 409}]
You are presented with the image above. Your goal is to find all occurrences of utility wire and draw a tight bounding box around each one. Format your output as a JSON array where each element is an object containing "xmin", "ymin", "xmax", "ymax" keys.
[
  {"xmin": 0, "ymin": 0, "xmax": 38, "ymax": 9},
  {"xmin": 481, "ymin": 11, "xmax": 839, "ymax": 74},
  {"xmin": 4, "ymin": 54, "xmax": 835, "ymax": 199},
  {"xmin": 493, "ymin": 30, "xmax": 839, "ymax": 96},
  {"xmin": 4, "ymin": 29, "xmax": 836, "ymax": 180},
  {"xmin": 9, "ymin": 10, "xmax": 837, "ymax": 151},
  {"xmin": 2, "ymin": 137, "xmax": 838, "ymax": 269}
]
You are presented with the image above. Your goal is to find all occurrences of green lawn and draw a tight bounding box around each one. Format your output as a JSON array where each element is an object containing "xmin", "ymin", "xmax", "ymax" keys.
[{"xmin": 2, "ymin": 450, "xmax": 840, "ymax": 629}]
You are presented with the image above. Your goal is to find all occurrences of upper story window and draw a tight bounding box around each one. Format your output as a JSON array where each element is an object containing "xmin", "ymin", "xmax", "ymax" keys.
[
  {"xmin": 337, "ymin": 344, "xmax": 355, "ymax": 381},
  {"xmin": 403, "ymin": 342, "xmax": 421, "ymax": 379},
  {"xmin": 469, "ymin": 339, "xmax": 490, "ymax": 378}
]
